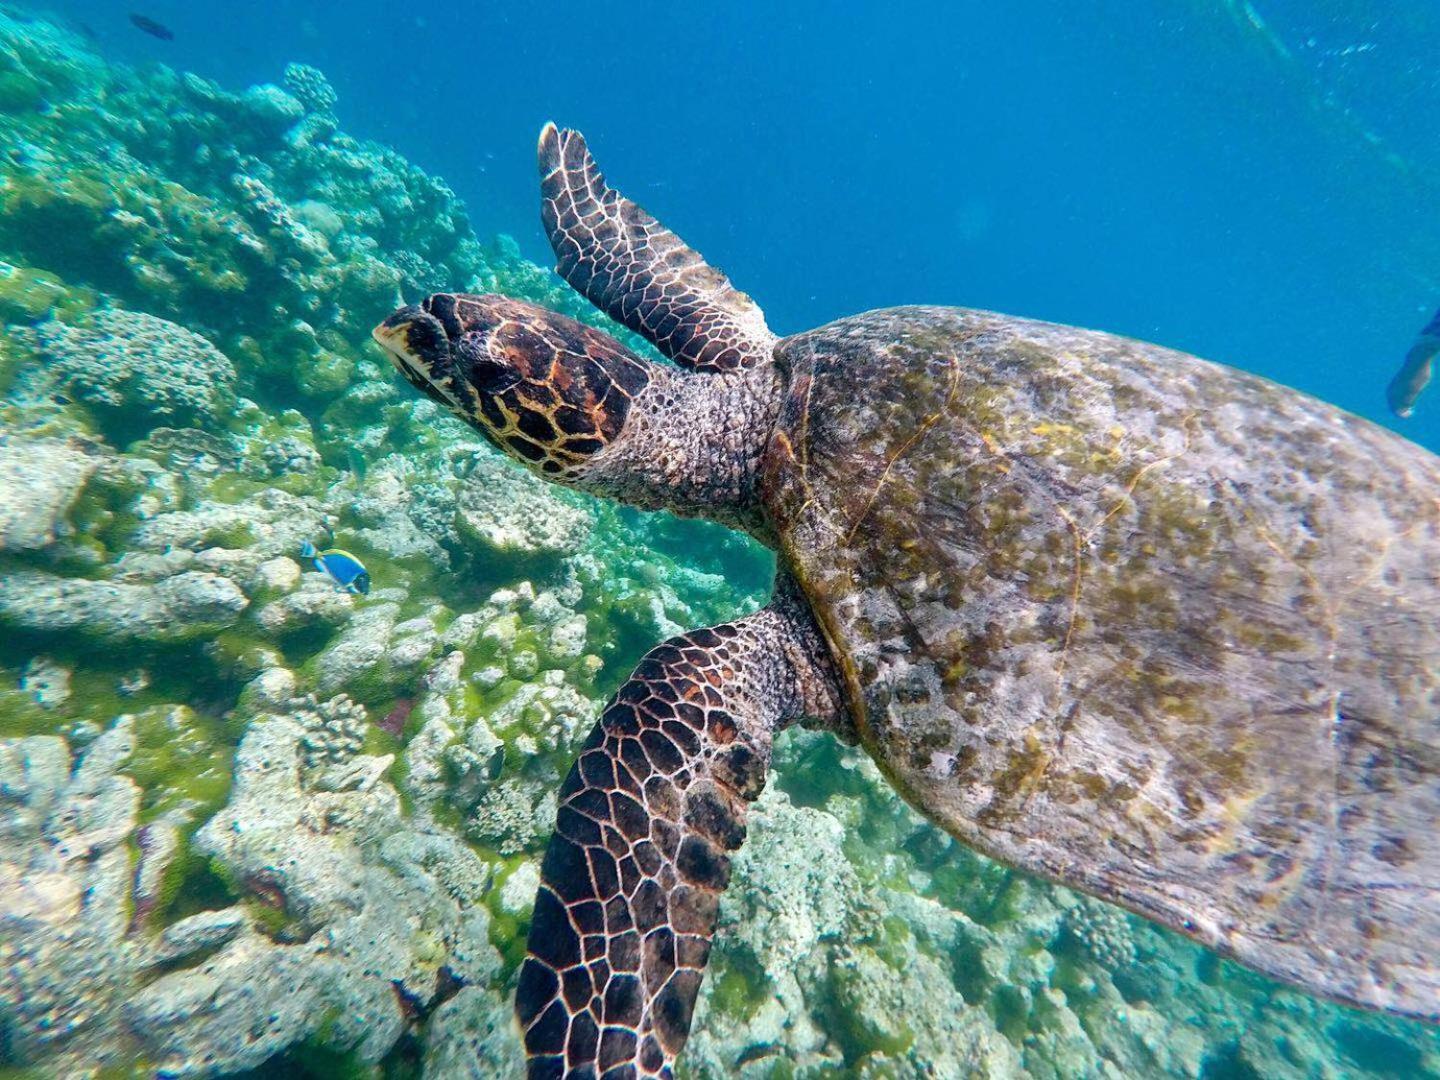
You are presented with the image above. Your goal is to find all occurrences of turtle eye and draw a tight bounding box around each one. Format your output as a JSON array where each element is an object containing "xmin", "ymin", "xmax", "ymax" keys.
[{"xmin": 456, "ymin": 333, "xmax": 522, "ymax": 395}]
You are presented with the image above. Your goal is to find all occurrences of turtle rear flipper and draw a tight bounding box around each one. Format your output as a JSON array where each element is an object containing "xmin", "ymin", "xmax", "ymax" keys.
[
  {"xmin": 517, "ymin": 583, "xmax": 840, "ymax": 1078},
  {"xmin": 539, "ymin": 123, "xmax": 775, "ymax": 374}
]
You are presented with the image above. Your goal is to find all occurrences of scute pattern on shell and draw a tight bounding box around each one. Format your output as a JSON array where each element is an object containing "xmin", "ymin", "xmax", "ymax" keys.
[{"xmin": 762, "ymin": 306, "xmax": 1440, "ymax": 1021}]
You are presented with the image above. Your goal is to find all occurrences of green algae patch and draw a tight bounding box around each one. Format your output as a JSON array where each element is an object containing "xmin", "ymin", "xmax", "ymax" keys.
[
  {"xmin": 872, "ymin": 916, "xmax": 917, "ymax": 971},
  {"xmin": 0, "ymin": 684, "xmax": 52, "ymax": 739},
  {"xmin": 93, "ymin": 1067, "xmax": 160, "ymax": 1080},
  {"xmin": 0, "ymin": 634, "xmax": 239, "ymax": 822},
  {"xmin": 296, "ymin": 348, "xmax": 356, "ymax": 398},
  {"xmin": 0, "ymin": 168, "xmax": 116, "ymax": 282},
  {"xmin": 125, "ymin": 704, "xmax": 234, "ymax": 823},
  {"xmin": 0, "ymin": 260, "xmax": 96, "ymax": 322},
  {"xmin": 0, "ymin": 645, "xmax": 156, "ymax": 739},
  {"xmin": 249, "ymin": 898, "xmax": 303, "ymax": 941},
  {"xmin": 153, "ymin": 848, "xmax": 235, "ymax": 929},
  {"xmin": 485, "ymin": 857, "xmax": 540, "ymax": 979},
  {"xmin": 711, "ymin": 959, "xmax": 772, "ymax": 1023},
  {"xmin": 828, "ymin": 960, "xmax": 916, "ymax": 1061},
  {"xmin": 236, "ymin": 1020, "xmax": 380, "ymax": 1080},
  {"xmin": 0, "ymin": 49, "xmax": 44, "ymax": 113}
]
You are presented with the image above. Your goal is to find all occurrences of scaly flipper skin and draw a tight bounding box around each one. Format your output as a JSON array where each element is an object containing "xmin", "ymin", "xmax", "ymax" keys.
[
  {"xmin": 516, "ymin": 582, "xmax": 840, "ymax": 1079},
  {"xmin": 539, "ymin": 123, "xmax": 776, "ymax": 373}
]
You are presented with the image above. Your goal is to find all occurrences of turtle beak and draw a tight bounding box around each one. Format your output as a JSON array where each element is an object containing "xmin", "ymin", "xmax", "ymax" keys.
[
  {"xmin": 370, "ymin": 307, "xmax": 415, "ymax": 351},
  {"xmin": 372, "ymin": 306, "xmax": 455, "ymax": 404}
]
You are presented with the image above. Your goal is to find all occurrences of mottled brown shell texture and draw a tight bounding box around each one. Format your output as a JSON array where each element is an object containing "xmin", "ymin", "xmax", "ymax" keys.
[{"xmin": 761, "ymin": 306, "xmax": 1440, "ymax": 1021}]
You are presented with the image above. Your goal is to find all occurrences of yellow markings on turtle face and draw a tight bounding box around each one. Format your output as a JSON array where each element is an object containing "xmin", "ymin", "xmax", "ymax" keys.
[{"xmin": 373, "ymin": 327, "xmax": 474, "ymax": 423}]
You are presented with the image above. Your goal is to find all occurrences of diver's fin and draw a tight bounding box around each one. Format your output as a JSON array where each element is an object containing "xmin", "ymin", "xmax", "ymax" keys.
[
  {"xmin": 516, "ymin": 586, "xmax": 839, "ymax": 1077},
  {"xmin": 538, "ymin": 123, "xmax": 776, "ymax": 374}
]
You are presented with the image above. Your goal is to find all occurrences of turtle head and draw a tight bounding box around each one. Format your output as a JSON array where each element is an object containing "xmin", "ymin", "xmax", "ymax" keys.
[
  {"xmin": 374, "ymin": 291, "xmax": 779, "ymax": 537},
  {"xmin": 372, "ymin": 293, "xmax": 653, "ymax": 478}
]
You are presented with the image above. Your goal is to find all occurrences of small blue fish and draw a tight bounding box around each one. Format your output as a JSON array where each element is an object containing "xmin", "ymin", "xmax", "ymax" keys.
[{"xmin": 300, "ymin": 540, "xmax": 371, "ymax": 595}]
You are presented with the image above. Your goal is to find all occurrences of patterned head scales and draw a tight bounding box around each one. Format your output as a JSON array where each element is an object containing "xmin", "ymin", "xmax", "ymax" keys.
[{"xmin": 372, "ymin": 293, "xmax": 652, "ymax": 476}]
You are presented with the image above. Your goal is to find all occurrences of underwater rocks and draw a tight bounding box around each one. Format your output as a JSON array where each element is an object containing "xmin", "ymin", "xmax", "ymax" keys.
[
  {"xmin": 17, "ymin": 655, "xmax": 70, "ymax": 708},
  {"xmin": 132, "ymin": 484, "xmax": 327, "ymax": 557},
  {"xmin": 454, "ymin": 451, "xmax": 594, "ymax": 562},
  {"xmin": 680, "ymin": 785, "xmax": 1021, "ymax": 1078},
  {"xmin": 292, "ymin": 691, "xmax": 370, "ymax": 772},
  {"xmin": 347, "ymin": 444, "xmax": 596, "ymax": 570},
  {"xmin": 308, "ymin": 594, "xmax": 444, "ymax": 696},
  {"xmin": 347, "ymin": 452, "xmax": 456, "ymax": 566},
  {"xmin": 254, "ymin": 573, "xmax": 355, "ymax": 634},
  {"xmin": 0, "ymin": 4, "xmax": 499, "ymax": 423},
  {"xmin": 422, "ymin": 986, "xmax": 528, "ymax": 1079},
  {"xmin": 0, "ymin": 701, "xmax": 504, "ymax": 1077},
  {"xmin": 17, "ymin": 310, "xmax": 237, "ymax": 436},
  {"xmin": 0, "ymin": 567, "xmax": 248, "ymax": 643},
  {"xmin": 283, "ymin": 62, "xmax": 338, "ymax": 116},
  {"xmin": 1061, "ymin": 895, "xmax": 1140, "ymax": 971},
  {"xmin": 0, "ymin": 434, "xmax": 103, "ymax": 552},
  {"xmin": 135, "ymin": 707, "xmax": 500, "ymax": 1075},
  {"xmin": 0, "ymin": 719, "xmax": 173, "ymax": 1071}
]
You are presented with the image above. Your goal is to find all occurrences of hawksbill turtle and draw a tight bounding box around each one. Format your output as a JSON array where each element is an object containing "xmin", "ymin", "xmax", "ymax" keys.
[{"xmin": 373, "ymin": 124, "xmax": 1440, "ymax": 1078}]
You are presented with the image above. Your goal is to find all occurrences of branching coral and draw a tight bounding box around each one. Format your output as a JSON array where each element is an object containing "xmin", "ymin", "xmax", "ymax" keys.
[{"xmin": 291, "ymin": 692, "xmax": 368, "ymax": 770}]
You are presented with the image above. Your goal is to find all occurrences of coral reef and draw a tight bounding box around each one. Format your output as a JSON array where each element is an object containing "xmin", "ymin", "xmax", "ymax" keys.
[
  {"xmin": 1061, "ymin": 896, "xmax": 1139, "ymax": 971},
  {"xmin": 17, "ymin": 309, "xmax": 237, "ymax": 438},
  {"xmin": 0, "ymin": 7, "xmax": 1436, "ymax": 1079}
]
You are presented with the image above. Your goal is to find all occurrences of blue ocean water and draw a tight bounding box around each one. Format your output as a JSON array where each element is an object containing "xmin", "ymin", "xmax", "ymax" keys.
[
  {"xmin": 60, "ymin": 0, "xmax": 1440, "ymax": 442},
  {"xmin": 1, "ymin": 2, "xmax": 1438, "ymax": 1077}
]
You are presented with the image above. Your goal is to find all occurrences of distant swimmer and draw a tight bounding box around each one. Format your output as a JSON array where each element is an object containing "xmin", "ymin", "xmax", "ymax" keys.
[
  {"xmin": 1387, "ymin": 307, "xmax": 1440, "ymax": 418},
  {"xmin": 128, "ymin": 13, "xmax": 174, "ymax": 41}
]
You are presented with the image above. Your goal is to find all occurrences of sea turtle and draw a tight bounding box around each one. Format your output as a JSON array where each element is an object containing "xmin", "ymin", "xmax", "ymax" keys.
[{"xmin": 373, "ymin": 124, "xmax": 1440, "ymax": 1078}]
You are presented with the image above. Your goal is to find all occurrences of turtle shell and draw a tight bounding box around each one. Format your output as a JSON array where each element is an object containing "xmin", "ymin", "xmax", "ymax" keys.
[{"xmin": 760, "ymin": 306, "xmax": 1440, "ymax": 1020}]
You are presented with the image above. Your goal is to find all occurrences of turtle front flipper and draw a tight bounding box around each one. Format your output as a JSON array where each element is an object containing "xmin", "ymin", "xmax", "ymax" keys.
[
  {"xmin": 539, "ymin": 123, "xmax": 776, "ymax": 374},
  {"xmin": 516, "ymin": 584, "xmax": 840, "ymax": 1079}
]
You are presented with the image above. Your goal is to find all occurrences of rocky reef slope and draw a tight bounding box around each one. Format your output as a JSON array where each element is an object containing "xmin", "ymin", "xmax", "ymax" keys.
[{"xmin": 0, "ymin": 8, "xmax": 1435, "ymax": 1078}]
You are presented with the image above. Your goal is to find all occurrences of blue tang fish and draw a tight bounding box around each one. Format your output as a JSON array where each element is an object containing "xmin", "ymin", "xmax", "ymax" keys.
[{"xmin": 300, "ymin": 540, "xmax": 371, "ymax": 595}]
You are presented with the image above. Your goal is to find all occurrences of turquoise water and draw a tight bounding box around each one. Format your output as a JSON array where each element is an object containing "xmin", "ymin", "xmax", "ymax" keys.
[{"xmin": 0, "ymin": 3, "xmax": 1436, "ymax": 1078}]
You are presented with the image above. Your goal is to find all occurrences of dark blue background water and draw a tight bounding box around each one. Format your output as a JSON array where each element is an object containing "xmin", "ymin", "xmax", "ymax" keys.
[{"xmin": 45, "ymin": 1, "xmax": 1440, "ymax": 448}]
